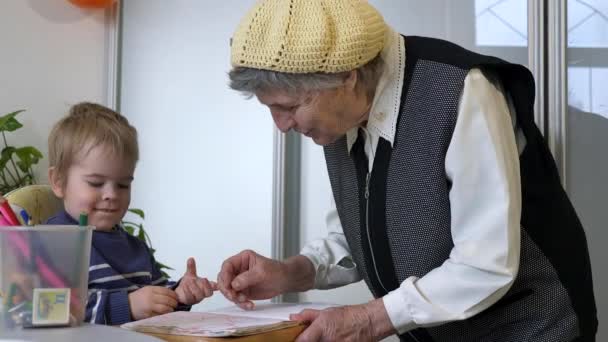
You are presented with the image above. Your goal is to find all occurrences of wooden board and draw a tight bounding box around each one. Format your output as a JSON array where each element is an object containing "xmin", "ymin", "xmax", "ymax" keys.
[{"xmin": 140, "ymin": 324, "xmax": 306, "ymax": 342}]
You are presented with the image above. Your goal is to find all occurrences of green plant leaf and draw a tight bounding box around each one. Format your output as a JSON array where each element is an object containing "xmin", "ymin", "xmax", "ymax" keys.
[
  {"xmin": 0, "ymin": 110, "xmax": 25, "ymax": 132},
  {"xmin": 15, "ymin": 146, "xmax": 43, "ymax": 166},
  {"xmin": 16, "ymin": 174, "xmax": 34, "ymax": 186},
  {"xmin": 137, "ymin": 224, "xmax": 146, "ymax": 242},
  {"xmin": 155, "ymin": 262, "xmax": 174, "ymax": 271},
  {"xmin": 0, "ymin": 146, "xmax": 16, "ymax": 169},
  {"xmin": 2, "ymin": 118, "xmax": 23, "ymax": 132},
  {"xmin": 121, "ymin": 208, "xmax": 173, "ymax": 277},
  {"xmin": 14, "ymin": 146, "xmax": 43, "ymax": 172},
  {"xmin": 128, "ymin": 208, "xmax": 145, "ymax": 219}
]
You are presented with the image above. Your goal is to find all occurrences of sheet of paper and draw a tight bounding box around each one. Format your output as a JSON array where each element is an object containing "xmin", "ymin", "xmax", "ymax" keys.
[
  {"xmin": 121, "ymin": 302, "xmax": 341, "ymax": 337},
  {"xmin": 121, "ymin": 311, "xmax": 296, "ymax": 337},
  {"xmin": 208, "ymin": 302, "xmax": 341, "ymax": 320}
]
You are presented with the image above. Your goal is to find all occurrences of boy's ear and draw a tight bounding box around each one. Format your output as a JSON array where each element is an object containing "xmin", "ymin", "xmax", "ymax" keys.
[{"xmin": 48, "ymin": 167, "xmax": 65, "ymax": 199}]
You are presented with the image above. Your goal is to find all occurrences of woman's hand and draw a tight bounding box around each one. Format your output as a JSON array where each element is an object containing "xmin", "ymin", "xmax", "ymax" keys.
[
  {"xmin": 217, "ymin": 250, "xmax": 315, "ymax": 310},
  {"xmin": 290, "ymin": 299, "xmax": 396, "ymax": 342}
]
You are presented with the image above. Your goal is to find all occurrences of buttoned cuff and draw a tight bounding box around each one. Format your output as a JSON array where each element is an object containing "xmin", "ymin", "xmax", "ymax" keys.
[
  {"xmin": 300, "ymin": 251, "xmax": 327, "ymax": 289},
  {"xmin": 383, "ymin": 280, "xmax": 418, "ymax": 334},
  {"xmin": 301, "ymin": 252, "xmax": 360, "ymax": 289}
]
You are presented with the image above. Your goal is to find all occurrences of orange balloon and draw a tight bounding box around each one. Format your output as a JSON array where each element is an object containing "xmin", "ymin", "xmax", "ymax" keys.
[{"xmin": 68, "ymin": 0, "xmax": 115, "ymax": 9}]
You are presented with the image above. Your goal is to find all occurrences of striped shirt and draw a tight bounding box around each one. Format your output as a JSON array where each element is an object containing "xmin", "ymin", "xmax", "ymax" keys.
[{"xmin": 46, "ymin": 210, "xmax": 189, "ymax": 325}]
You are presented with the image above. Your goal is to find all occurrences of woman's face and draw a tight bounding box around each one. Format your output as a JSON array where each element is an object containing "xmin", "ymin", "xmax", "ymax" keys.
[{"xmin": 256, "ymin": 81, "xmax": 369, "ymax": 146}]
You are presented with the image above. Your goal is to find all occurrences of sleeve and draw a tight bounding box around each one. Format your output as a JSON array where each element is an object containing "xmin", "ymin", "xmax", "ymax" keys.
[
  {"xmin": 382, "ymin": 68, "xmax": 522, "ymax": 334},
  {"xmin": 300, "ymin": 193, "xmax": 362, "ymax": 289},
  {"xmin": 85, "ymin": 289, "xmax": 131, "ymax": 325}
]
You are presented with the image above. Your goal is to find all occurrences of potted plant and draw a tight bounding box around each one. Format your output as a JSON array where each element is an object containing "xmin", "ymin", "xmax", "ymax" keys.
[{"xmin": 0, "ymin": 110, "xmax": 43, "ymax": 195}]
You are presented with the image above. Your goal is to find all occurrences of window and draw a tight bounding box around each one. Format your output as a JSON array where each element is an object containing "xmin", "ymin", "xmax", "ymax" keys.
[
  {"xmin": 475, "ymin": 0, "xmax": 528, "ymax": 47},
  {"xmin": 568, "ymin": 0, "xmax": 608, "ymax": 119}
]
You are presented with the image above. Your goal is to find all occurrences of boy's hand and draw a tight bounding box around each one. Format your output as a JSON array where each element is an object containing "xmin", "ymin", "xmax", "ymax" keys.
[
  {"xmin": 128, "ymin": 286, "xmax": 178, "ymax": 320},
  {"xmin": 175, "ymin": 257, "xmax": 217, "ymax": 305},
  {"xmin": 10, "ymin": 272, "xmax": 35, "ymax": 303}
]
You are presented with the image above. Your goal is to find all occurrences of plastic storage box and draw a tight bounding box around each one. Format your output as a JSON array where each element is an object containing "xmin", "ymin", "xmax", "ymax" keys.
[{"xmin": 0, "ymin": 225, "xmax": 93, "ymax": 329}]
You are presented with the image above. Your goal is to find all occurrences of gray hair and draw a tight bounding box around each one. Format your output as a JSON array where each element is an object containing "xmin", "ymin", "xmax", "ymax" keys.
[{"xmin": 229, "ymin": 54, "xmax": 384, "ymax": 99}]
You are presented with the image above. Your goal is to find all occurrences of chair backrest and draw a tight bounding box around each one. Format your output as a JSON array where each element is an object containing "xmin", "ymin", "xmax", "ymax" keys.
[{"xmin": 4, "ymin": 185, "xmax": 64, "ymax": 225}]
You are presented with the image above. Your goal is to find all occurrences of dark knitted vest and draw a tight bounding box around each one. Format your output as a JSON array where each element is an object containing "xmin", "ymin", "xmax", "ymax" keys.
[{"xmin": 323, "ymin": 36, "xmax": 597, "ymax": 342}]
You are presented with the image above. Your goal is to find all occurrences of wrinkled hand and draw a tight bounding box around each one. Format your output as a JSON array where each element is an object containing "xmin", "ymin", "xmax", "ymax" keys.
[
  {"xmin": 175, "ymin": 257, "xmax": 217, "ymax": 305},
  {"xmin": 290, "ymin": 300, "xmax": 395, "ymax": 342},
  {"xmin": 217, "ymin": 249, "xmax": 291, "ymax": 310},
  {"xmin": 128, "ymin": 286, "xmax": 178, "ymax": 320}
]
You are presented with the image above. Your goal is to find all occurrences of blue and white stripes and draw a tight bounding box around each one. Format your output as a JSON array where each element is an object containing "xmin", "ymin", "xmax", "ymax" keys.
[{"xmin": 46, "ymin": 210, "xmax": 183, "ymax": 325}]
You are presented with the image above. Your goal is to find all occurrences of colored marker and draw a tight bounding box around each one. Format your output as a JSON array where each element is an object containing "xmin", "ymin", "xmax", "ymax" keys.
[
  {"xmin": 78, "ymin": 212, "xmax": 88, "ymax": 226},
  {"xmin": 0, "ymin": 196, "xmax": 20, "ymax": 226},
  {"xmin": 20, "ymin": 209, "xmax": 32, "ymax": 226},
  {"xmin": 20, "ymin": 209, "xmax": 37, "ymax": 273},
  {"xmin": 7, "ymin": 283, "xmax": 17, "ymax": 308},
  {"xmin": 74, "ymin": 212, "xmax": 89, "ymax": 306},
  {"xmin": 0, "ymin": 214, "xmax": 10, "ymax": 226},
  {"xmin": 3, "ymin": 283, "xmax": 16, "ymax": 323}
]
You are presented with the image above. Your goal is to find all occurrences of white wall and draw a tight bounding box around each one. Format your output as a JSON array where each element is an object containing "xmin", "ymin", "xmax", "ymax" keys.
[
  {"xmin": 120, "ymin": 0, "xmax": 274, "ymax": 311},
  {"xmin": 0, "ymin": 0, "xmax": 112, "ymax": 184}
]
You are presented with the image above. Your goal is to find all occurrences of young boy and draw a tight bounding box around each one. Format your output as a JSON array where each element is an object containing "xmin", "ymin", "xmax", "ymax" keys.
[{"xmin": 45, "ymin": 102, "xmax": 216, "ymax": 325}]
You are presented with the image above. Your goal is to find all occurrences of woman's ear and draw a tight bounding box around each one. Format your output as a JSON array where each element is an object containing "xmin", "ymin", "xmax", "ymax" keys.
[
  {"xmin": 48, "ymin": 167, "xmax": 65, "ymax": 199},
  {"xmin": 344, "ymin": 70, "xmax": 358, "ymax": 91}
]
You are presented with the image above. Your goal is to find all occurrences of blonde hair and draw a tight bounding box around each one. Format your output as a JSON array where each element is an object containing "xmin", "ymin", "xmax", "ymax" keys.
[{"xmin": 48, "ymin": 102, "xmax": 139, "ymax": 182}]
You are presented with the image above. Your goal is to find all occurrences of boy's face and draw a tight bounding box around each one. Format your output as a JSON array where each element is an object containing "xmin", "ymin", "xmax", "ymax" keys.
[{"xmin": 50, "ymin": 145, "xmax": 135, "ymax": 231}]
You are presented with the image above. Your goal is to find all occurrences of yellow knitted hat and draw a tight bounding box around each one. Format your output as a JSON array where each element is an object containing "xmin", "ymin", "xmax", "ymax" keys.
[{"xmin": 231, "ymin": 0, "xmax": 387, "ymax": 74}]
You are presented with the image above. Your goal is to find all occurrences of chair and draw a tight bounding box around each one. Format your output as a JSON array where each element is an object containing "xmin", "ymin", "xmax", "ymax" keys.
[{"xmin": 3, "ymin": 185, "xmax": 63, "ymax": 225}]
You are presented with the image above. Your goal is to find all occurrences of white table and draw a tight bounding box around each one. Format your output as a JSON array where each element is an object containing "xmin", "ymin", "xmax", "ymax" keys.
[{"xmin": 0, "ymin": 323, "xmax": 163, "ymax": 342}]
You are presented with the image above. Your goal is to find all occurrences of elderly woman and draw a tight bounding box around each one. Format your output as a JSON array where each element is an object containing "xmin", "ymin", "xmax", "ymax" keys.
[{"xmin": 217, "ymin": 1, "xmax": 597, "ymax": 341}]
